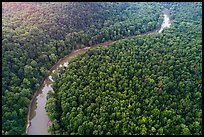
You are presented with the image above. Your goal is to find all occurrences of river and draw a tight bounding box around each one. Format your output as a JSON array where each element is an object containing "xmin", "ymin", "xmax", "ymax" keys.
[
  {"xmin": 26, "ymin": 8, "xmax": 171, "ymax": 135},
  {"xmin": 158, "ymin": 8, "xmax": 171, "ymax": 33}
]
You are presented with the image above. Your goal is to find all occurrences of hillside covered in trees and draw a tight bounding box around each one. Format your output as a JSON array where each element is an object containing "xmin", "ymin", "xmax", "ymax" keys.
[
  {"xmin": 2, "ymin": 2, "xmax": 164, "ymax": 135},
  {"xmin": 2, "ymin": 2, "xmax": 202, "ymax": 135},
  {"xmin": 46, "ymin": 2, "xmax": 202, "ymax": 135}
]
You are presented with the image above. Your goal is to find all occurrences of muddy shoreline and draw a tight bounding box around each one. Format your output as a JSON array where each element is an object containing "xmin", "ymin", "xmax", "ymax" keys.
[{"xmin": 26, "ymin": 8, "xmax": 171, "ymax": 135}]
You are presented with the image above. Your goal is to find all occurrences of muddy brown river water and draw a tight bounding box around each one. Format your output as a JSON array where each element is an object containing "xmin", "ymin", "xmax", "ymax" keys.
[{"xmin": 26, "ymin": 9, "xmax": 171, "ymax": 135}]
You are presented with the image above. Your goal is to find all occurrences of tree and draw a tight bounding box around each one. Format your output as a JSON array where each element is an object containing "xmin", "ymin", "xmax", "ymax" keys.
[
  {"xmin": 182, "ymin": 127, "xmax": 191, "ymax": 135},
  {"xmin": 24, "ymin": 65, "xmax": 33, "ymax": 76}
]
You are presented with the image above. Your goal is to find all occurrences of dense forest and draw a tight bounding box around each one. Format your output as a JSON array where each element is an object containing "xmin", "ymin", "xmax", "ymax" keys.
[
  {"xmin": 2, "ymin": 2, "xmax": 202, "ymax": 135},
  {"xmin": 46, "ymin": 2, "xmax": 202, "ymax": 135},
  {"xmin": 2, "ymin": 2, "xmax": 163, "ymax": 135}
]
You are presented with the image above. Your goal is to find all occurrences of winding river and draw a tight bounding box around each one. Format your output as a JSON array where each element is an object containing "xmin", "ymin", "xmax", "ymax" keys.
[{"xmin": 26, "ymin": 8, "xmax": 171, "ymax": 135}]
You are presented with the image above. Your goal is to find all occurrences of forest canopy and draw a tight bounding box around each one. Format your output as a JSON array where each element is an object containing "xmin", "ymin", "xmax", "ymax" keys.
[
  {"xmin": 2, "ymin": 2, "xmax": 202, "ymax": 135},
  {"xmin": 46, "ymin": 2, "xmax": 202, "ymax": 135},
  {"xmin": 2, "ymin": 2, "xmax": 163, "ymax": 135}
]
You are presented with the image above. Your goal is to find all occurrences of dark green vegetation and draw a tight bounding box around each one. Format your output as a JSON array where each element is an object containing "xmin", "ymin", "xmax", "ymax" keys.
[
  {"xmin": 2, "ymin": 2, "xmax": 163, "ymax": 135},
  {"xmin": 2, "ymin": 2, "xmax": 202, "ymax": 135},
  {"xmin": 46, "ymin": 2, "xmax": 202, "ymax": 135}
]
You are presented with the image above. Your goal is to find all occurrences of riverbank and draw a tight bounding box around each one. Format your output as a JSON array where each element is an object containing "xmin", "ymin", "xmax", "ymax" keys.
[{"xmin": 26, "ymin": 8, "xmax": 171, "ymax": 135}]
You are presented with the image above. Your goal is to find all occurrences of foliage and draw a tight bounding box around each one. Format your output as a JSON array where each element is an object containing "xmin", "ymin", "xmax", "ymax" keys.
[
  {"xmin": 46, "ymin": 2, "xmax": 202, "ymax": 135},
  {"xmin": 2, "ymin": 2, "xmax": 163, "ymax": 135},
  {"xmin": 2, "ymin": 2, "xmax": 201, "ymax": 135}
]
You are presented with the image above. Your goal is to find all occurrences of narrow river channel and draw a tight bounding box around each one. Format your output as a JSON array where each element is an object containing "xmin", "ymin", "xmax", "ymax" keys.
[
  {"xmin": 158, "ymin": 8, "xmax": 171, "ymax": 33},
  {"xmin": 26, "ymin": 8, "xmax": 171, "ymax": 135}
]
